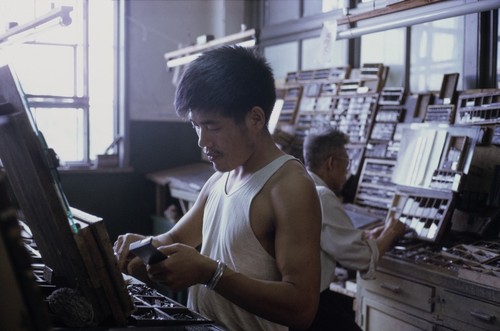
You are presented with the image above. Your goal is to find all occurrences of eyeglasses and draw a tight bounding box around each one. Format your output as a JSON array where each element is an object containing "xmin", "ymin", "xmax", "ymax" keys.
[{"xmin": 333, "ymin": 156, "xmax": 351, "ymax": 170}]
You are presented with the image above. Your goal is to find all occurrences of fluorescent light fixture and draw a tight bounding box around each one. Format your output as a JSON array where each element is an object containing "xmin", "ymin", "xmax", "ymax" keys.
[
  {"xmin": 0, "ymin": 6, "xmax": 73, "ymax": 46},
  {"xmin": 236, "ymin": 38, "xmax": 256, "ymax": 48},
  {"xmin": 166, "ymin": 53, "xmax": 202, "ymax": 68},
  {"xmin": 165, "ymin": 28, "xmax": 257, "ymax": 68},
  {"xmin": 336, "ymin": 0, "xmax": 500, "ymax": 40}
]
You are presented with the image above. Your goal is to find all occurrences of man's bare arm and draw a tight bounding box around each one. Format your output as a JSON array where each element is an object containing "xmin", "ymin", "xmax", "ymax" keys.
[{"xmin": 115, "ymin": 172, "xmax": 219, "ymax": 275}]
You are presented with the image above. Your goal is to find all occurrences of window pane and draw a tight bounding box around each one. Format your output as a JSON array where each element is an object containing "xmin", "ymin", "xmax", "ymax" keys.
[
  {"xmin": 0, "ymin": 0, "xmax": 116, "ymax": 164},
  {"xmin": 361, "ymin": 28, "xmax": 405, "ymax": 87},
  {"xmin": 264, "ymin": 42, "xmax": 299, "ymax": 87},
  {"xmin": 0, "ymin": 0, "xmax": 38, "ymax": 29},
  {"xmin": 303, "ymin": 0, "xmax": 323, "ymax": 16},
  {"xmin": 90, "ymin": 102, "xmax": 114, "ymax": 158},
  {"xmin": 410, "ymin": 16, "xmax": 464, "ymax": 93},
  {"xmin": 6, "ymin": 43, "xmax": 76, "ymax": 96},
  {"xmin": 302, "ymin": 36, "xmax": 347, "ymax": 70},
  {"xmin": 304, "ymin": 0, "xmax": 344, "ymax": 16},
  {"xmin": 88, "ymin": 0, "xmax": 115, "ymax": 158},
  {"xmin": 265, "ymin": 0, "xmax": 300, "ymax": 25},
  {"xmin": 303, "ymin": 0, "xmax": 346, "ymax": 16},
  {"xmin": 33, "ymin": 107, "xmax": 84, "ymax": 162}
]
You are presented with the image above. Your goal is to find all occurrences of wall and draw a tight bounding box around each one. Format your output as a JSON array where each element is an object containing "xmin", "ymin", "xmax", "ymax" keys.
[
  {"xmin": 127, "ymin": 0, "xmax": 251, "ymax": 121},
  {"xmin": 60, "ymin": 170, "xmax": 154, "ymax": 241},
  {"xmin": 60, "ymin": 1, "xmax": 254, "ymax": 240}
]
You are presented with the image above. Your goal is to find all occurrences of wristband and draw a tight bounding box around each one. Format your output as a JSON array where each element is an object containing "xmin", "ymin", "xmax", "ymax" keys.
[{"xmin": 205, "ymin": 260, "xmax": 226, "ymax": 290}]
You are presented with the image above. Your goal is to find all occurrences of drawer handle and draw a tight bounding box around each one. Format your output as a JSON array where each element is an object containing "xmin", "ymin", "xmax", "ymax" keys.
[
  {"xmin": 470, "ymin": 310, "xmax": 496, "ymax": 323},
  {"xmin": 380, "ymin": 283, "xmax": 401, "ymax": 294}
]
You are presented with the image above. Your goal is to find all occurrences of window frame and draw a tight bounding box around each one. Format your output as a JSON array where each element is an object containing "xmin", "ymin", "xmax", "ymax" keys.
[{"xmin": 0, "ymin": 0, "xmax": 126, "ymax": 169}]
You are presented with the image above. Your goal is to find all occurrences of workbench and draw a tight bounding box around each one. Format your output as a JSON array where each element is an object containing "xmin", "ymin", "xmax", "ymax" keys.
[{"xmin": 147, "ymin": 162, "xmax": 214, "ymax": 216}]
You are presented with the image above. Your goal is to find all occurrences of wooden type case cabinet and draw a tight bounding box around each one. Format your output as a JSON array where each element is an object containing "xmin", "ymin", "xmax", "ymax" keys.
[{"xmin": 355, "ymin": 258, "xmax": 500, "ymax": 331}]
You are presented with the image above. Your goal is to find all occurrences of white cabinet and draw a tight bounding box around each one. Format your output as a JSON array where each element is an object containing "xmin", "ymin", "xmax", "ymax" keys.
[
  {"xmin": 360, "ymin": 297, "xmax": 435, "ymax": 331},
  {"xmin": 356, "ymin": 261, "xmax": 500, "ymax": 331},
  {"xmin": 439, "ymin": 290, "xmax": 500, "ymax": 330}
]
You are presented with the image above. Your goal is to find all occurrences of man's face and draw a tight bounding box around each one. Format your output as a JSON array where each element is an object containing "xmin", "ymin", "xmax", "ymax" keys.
[{"xmin": 189, "ymin": 110, "xmax": 253, "ymax": 172}]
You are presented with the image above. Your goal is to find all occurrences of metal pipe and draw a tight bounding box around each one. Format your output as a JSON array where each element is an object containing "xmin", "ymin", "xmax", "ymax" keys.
[
  {"xmin": 337, "ymin": 0, "xmax": 500, "ymax": 40},
  {"xmin": 0, "ymin": 6, "xmax": 73, "ymax": 44}
]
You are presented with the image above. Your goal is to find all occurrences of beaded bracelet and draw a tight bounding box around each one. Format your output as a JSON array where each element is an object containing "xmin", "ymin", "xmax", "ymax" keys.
[{"xmin": 205, "ymin": 260, "xmax": 226, "ymax": 290}]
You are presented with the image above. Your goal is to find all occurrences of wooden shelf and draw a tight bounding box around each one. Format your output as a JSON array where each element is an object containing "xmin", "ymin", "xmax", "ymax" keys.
[
  {"xmin": 456, "ymin": 89, "xmax": 500, "ymax": 125},
  {"xmin": 354, "ymin": 158, "xmax": 397, "ymax": 212}
]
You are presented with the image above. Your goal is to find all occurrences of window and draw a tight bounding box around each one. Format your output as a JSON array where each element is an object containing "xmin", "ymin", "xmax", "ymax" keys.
[
  {"xmin": 410, "ymin": 16, "xmax": 464, "ymax": 93},
  {"xmin": 261, "ymin": 0, "xmax": 347, "ymax": 83},
  {"xmin": 264, "ymin": 42, "xmax": 299, "ymax": 87},
  {"xmin": 302, "ymin": 36, "xmax": 348, "ymax": 70},
  {"xmin": 303, "ymin": 0, "xmax": 345, "ymax": 17},
  {"xmin": 360, "ymin": 28, "xmax": 406, "ymax": 88},
  {"xmin": 0, "ymin": 0, "xmax": 117, "ymax": 166},
  {"xmin": 264, "ymin": 0, "xmax": 300, "ymax": 25}
]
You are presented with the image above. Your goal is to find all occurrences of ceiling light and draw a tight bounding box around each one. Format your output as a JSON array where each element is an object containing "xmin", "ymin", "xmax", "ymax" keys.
[{"xmin": 165, "ymin": 28, "xmax": 257, "ymax": 69}]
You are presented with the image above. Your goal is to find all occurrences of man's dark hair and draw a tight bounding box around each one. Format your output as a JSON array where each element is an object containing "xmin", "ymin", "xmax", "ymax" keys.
[
  {"xmin": 303, "ymin": 128, "xmax": 350, "ymax": 170},
  {"xmin": 174, "ymin": 46, "xmax": 276, "ymax": 125}
]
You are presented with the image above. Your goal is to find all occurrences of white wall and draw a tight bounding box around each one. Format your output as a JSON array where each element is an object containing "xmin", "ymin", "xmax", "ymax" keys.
[{"xmin": 127, "ymin": 0, "xmax": 249, "ymax": 121}]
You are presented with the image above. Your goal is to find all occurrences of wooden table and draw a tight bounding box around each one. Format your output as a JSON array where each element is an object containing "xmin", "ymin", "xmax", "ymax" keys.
[{"xmin": 146, "ymin": 162, "xmax": 214, "ymax": 215}]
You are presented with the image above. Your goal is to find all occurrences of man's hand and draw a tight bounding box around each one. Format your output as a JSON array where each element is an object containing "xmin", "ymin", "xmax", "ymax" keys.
[
  {"xmin": 147, "ymin": 243, "xmax": 217, "ymax": 292},
  {"xmin": 384, "ymin": 215, "xmax": 406, "ymax": 238},
  {"xmin": 364, "ymin": 225, "xmax": 384, "ymax": 240},
  {"xmin": 113, "ymin": 233, "xmax": 147, "ymax": 274}
]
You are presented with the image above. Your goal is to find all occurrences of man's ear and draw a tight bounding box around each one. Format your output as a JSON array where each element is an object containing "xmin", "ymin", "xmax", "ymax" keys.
[
  {"xmin": 247, "ymin": 106, "xmax": 266, "ymax": 130},
  {"xmin": 327, "ymin": 155, "xmax": 336, "ymax": 171}
]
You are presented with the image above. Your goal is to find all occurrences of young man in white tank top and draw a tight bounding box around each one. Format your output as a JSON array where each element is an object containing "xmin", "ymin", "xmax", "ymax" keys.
[{"xmin": 114, "ymin": 46, "xmax": 322, "ymax": 331}]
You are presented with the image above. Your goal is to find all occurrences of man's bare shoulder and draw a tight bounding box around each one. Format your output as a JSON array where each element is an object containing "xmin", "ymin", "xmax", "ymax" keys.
[
  {"xmin": 268, "ymin": 158, "xmax": 316, "ymax": 192},
  {"xmin": 276, "ymin": 158, "xmax": 312, "ymax": 179}
]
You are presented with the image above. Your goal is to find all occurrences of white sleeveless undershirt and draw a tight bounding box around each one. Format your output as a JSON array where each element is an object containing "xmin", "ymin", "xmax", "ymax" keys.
[{"xmin": 188, "ymin": 154, "xmax": 296, "ymax": 331}]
